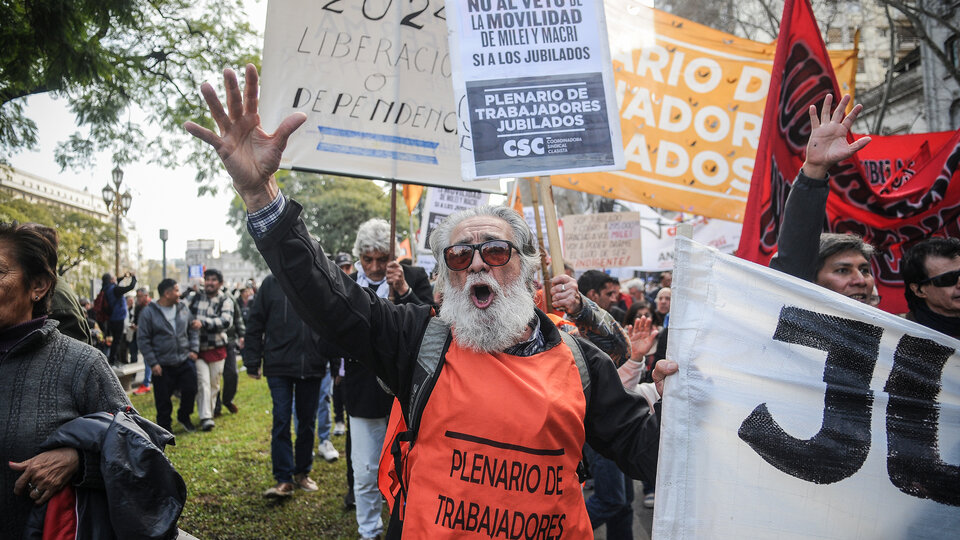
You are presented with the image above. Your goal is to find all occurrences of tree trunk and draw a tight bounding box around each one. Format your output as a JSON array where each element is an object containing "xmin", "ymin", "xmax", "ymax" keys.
[{"xmin": 873, "ymin": 4, "xmax": 898, "ymax": 134}]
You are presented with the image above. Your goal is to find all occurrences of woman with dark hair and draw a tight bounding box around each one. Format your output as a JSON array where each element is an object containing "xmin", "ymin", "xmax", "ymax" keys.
[
  {"xmin": 0, "ymin": 222, "xmax": 130, "ymax": 538},
  {"xmin": 624, "ymin": 300, "xmax": 654, "ymax": 327}
]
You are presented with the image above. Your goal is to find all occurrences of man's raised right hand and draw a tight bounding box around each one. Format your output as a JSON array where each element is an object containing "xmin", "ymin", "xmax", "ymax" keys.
[
  {"xmin": 183, "ymin": 64, "xmax": 307, "ymax": 212},
  {"xmin": 801, "ymin": 94, "xmax": 871, "ymax": 180}
]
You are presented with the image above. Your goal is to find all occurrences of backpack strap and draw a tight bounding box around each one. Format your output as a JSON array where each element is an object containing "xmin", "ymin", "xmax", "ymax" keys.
[
  {"xmin": 406, "ymin": 317, "xmax": 451, "ymax": 430},
  {"xmin": 558, "ymin": 330, "xmax": 592, "ymax": 409},
  {"xmin": 558, "ymin": 330, "xmax": 593, "ymax": 483},
  {"xmin": 389, "ymin": 316, "xmax": 451, "ymax": 519}
]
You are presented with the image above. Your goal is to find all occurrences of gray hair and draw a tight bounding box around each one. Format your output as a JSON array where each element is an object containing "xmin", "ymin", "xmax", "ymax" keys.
[
  {"xmin": 353, "ymin": 218, "xmax": 396, "ymax": 258},
  {"xmin": 429, "ymin": 205, "xmax": 540, "ymax": 291},
  {"xmin": 622, "ymin": 278, "xmax": 643, "ymax": 292},
  {"xmin": 817, "ymin": 233, "xmax": 875, "ymax": 273}
]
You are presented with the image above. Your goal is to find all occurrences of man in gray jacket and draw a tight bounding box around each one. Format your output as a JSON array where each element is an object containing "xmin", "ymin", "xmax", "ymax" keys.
[{"xmin": 138, "ymin": 278, "xmax": 200, "ymax": 433}]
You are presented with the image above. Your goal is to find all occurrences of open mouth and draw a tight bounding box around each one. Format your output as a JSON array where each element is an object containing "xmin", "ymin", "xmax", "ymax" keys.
[
  {"xmin": 849, "ymin": 293, "xmax": 867, "ymax": 302},
  {"xmin": 471, "ymin": 284, "xmax": 494, "ymax": 309}
]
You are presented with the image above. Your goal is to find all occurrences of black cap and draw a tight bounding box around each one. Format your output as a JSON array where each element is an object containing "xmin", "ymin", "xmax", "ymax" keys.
[{"xmin": 335, "ymin": 252, "xmax": 353, "ymax": 266}]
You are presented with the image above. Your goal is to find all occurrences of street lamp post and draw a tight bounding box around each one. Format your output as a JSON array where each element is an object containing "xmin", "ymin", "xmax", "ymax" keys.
[
  {"xmin": 102, "ymin": 166, "xmax": 132, "ymax": 277},
  {"xmin": 159, "ymin": 229, "xmax": 169, "ymax": 280}
]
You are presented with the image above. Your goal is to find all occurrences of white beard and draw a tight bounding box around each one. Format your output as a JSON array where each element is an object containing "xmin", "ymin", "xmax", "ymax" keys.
[{"xmin": 440, "ymin": 272, "xmax": 535, "ymax": 353}]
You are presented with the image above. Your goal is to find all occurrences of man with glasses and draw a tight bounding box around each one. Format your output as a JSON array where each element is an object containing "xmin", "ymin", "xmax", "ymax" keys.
[
  {"xmin": 185, "ymin": 64, "xmax": 672, "ymax": 539},
  {"xmin": 901, "ymin": 237, "xmax": 960, "ymax": 339}
]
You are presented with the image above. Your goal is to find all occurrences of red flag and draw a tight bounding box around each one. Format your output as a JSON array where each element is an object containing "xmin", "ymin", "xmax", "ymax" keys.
[{"xmin": 737, "ymin": 0, "xmax": 960, "ymax": 314}]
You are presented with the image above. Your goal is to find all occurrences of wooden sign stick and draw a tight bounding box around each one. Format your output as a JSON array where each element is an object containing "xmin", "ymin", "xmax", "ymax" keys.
[
  {"xmin": 389, "ymin": 182, "xmax": 397, "ymax": 260},
  {"xmin": 538, "ymin": 175, "xmax": 564, "ymax": 279},
  {"xmin": 528, "ymin": 178, "xmax": 552, "ymax": 308}
]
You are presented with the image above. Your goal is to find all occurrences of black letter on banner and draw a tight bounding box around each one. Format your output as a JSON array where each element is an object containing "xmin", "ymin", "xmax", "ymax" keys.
[
  {"xmin": 884, "ymin": 335, "xmax": 960, "ymax": 506},
  {"xmin": 738, "ymin": 306, "xmax": 882, "ymax": 483}
]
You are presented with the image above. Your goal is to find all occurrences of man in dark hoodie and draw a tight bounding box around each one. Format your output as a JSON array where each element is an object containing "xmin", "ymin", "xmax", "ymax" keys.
[
  {"xmin": 243, "ymin": 273, "xmax": 330, "ymax": 498},
  {"xmin": 137, "ymin": 278, "xmax": 200, "ymax": 433}
]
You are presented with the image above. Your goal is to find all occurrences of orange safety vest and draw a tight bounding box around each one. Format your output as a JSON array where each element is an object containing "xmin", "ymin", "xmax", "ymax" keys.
[{"xmin": 393, "ymin": 336, "xmax": 592, "ymax": 538}]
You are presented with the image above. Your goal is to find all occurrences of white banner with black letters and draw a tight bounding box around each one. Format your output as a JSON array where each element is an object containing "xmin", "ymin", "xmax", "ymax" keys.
[
  {"xmin": 656, "ymin": 237, "xmax": 960, "ymax": 539},
  {"xmin": 445, "ymin": 0, "xmax": 624, "ymax": 179},
  {"xmin": 260, "ymin": 0, "xmax": 500, "ymax": 191}
]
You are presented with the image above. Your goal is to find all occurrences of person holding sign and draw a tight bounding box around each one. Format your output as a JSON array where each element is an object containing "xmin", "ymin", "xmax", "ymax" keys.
[
  {"xmin": 185, "ymin": 64, "xmax": 675, "ymax": 539},
  {"xmin": 769, "ymin": 94, "xmax": 875, "ymax": 304}
]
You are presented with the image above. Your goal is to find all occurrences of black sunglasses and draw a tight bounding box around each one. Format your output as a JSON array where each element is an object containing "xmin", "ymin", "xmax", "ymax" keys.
[
  {"xmin": 919, "ymin": 268, "xmax": 960, "ymax": 287},
  {"xmin": 443, "ymin": 240, "xmax": 517, "ymax": 271}
]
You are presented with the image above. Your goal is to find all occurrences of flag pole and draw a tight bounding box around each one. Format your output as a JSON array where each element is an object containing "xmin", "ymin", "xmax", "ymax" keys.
[
  {"xmin": 409, "ymin": 209, "xmax": 417, "ymax": 264},
  {"xmin": 529, "ymin": 178, "xmax": 552, "ymax": 308},
  {"xmin": 538, "ymin": 176, "xmax": 564, "ymax": 279},
  {"xmin": 389, "ymin": 182, "xmax": 397, "ymax": 260},
  {"xmin": 389, "ymin": 182, "xmax": 398, "ymax": 301},
  {"xmin": 507, "ymin": 180, "xmax": 519, "ymax": 209}
]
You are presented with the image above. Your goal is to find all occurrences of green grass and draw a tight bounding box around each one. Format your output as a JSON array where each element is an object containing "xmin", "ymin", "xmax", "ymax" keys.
[{"xmin": 130, "ymin": 375, "xmax": 382, "ymax": 539}]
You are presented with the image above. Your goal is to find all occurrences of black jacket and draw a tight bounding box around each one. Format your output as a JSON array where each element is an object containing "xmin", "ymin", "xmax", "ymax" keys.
[
  {"xmin": 24, "ymin": 410, "xmax": 185, "ymax": 540},
  {"xmin": 254, "ymin": 199, "xmax": 660, "ymax": 483},
  {"xmin": 769, "ymin": 172, "xmax": 830, "ymax": 281},
  {"xmin": 342, "ymin": 267, "xmax": 433, "ymax": 418},
  {"xmin": 242, "ymin": 274, "xmax": 329, "ymax": 379},
  {"xmin": 397, "ymin": 262, "xmax": 435, "ymax": 309}
]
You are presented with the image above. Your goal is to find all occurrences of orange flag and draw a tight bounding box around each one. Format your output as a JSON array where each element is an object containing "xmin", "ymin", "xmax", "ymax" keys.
[{"xmin": 402, "ymin": 184, "xmax": 423, "ymax": 215}]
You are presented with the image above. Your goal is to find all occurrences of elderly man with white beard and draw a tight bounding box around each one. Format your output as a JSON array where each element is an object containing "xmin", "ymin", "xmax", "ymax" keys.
[{"xmin": 185, "ymin": 64, "xmax": 678, "ymax": 539}]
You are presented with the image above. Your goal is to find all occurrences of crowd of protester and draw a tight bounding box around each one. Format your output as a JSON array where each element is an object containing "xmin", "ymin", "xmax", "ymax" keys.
[{"xmin": 4, "ymin": 57, "xmax": 960, "ymax": 540}]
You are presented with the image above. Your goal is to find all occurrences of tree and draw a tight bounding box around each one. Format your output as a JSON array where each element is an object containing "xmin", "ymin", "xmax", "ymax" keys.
[
  {"xmin": 0, "ymin": 0, "xmax": 259, "ymax": 192},
  {"xmin": 0, "ymin": 191, "xmax": 118, "ymax": 288},
  {"xmin": 876, "ymin": 0, "xmax": 960, "ymax": 89},
  {"xmin": 140, "ymin": 258, "xmax": 183, "ymax": 294},
  {"xmin": 227, "ymin": 171, "xmax": 412, "ymax": 268}
]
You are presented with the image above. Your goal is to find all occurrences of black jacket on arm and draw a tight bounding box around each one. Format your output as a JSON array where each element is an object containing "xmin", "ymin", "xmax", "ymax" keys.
[
  {"xmin": 769, "ymin": 172, "xmax": 830, "ymax": 281},
  {"xmin": 253, "ymin": 199, "xmax": 660, "ymax": 480},
  {"xmin": 242, "ymin": 274, "xmax": 329, "ymax": 379}
]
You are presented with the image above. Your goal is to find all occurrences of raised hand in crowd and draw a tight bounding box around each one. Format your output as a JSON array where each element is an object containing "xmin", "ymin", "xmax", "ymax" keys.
[
  {"xmin": 386, "ymin": 260, "xmax": 410, "ymax": 296},
  {"xmin": 802, "ymin": 93, "xmax": 871, "ymax": 179},
  {"xmin": 625, "ymin": 315, "xmax": 659, "ymax": 361},
  {"xmin": 549, "ymin": 273, "xmax": 582, "ymax": 314},
  {"xmin": 184, "ymin": 64, "xmax": 307, "ymax": 211}
]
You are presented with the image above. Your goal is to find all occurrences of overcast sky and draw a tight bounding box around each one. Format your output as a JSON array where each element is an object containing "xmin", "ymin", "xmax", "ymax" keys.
[{"xmin": 7, "ymin": 1, "xmax": 270, "ymax": 262}]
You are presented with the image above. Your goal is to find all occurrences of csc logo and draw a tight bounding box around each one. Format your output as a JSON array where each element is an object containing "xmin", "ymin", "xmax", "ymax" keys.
[{"xmin": 503, "ymin": 138, "xmax": 545, "ymax": 157}]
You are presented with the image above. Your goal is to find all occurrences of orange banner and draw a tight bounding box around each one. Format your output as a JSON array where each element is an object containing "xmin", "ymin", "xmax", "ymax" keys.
[{"xmin": 550, "ymin": 2, "xmax": 856, "ymax": 222}]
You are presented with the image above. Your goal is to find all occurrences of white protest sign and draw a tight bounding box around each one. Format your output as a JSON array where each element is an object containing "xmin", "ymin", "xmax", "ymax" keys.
[
  {"xmin": 445, "ymin": 0, "xmax": 625, "ymax": 179},
  {"xmin": 521, "ymin": 206, "xmax": 552, "ymax": 251},
  {"xmin": 655, "ymin": 237, "xmax": 960, "ymax": 539},
  {"xmin": 260, "ymin": 0, "xmax": 500, "ymax": 191},
  {"xmin": 636, "ymin": 211, "xmax": 741, "ymax": 271},
  {"xmin": 418, "ymin": 187, "xmax": 491, "ymax": 253},
  {"xmin": 561, "ymin": 212, "xmax": 642, "ymax": 269}
]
